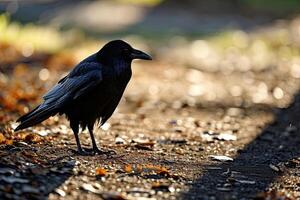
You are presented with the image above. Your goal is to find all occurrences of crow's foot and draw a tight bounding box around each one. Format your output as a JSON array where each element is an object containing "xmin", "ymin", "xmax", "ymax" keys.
[
  {"xmin": 93, "ymin": 147, "xmax": 116, "ymax": 156},
  {"xmin": 75, "ymin": 148, "xmax": 93, "ymax": 156}
]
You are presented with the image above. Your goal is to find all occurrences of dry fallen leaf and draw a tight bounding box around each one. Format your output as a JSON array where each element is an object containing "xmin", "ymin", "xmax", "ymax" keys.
[
  {"xmin": 24, "ymin": 133, "xmax": 42, "ymax": 143},
  {"xmin": 157, "ymin": 167, "xmax": 170, "ymax": 176},
  {"xmin": 134, "ymin": 142, "xmax": 155, "ymax": 151},
  {"xmin": 5, "ymin": 139, "xmax": 13, "ymax": 145},
  {"xmin": 142, "ymin": 164, "xmax": 170, "ymax": 176},
  {"xmin": 0, "ymin": 133, "xmax": 6, "ymax": 143},
  {"xmin": 95, "ymin": 168, "xmax": 107, "ymax": 176},
  {"xmin": 124, "ymin": 164, "xmax": 133, "ymax": 173},
  {"xmin": 14, "ymin": 132, "xmax": 43, "ymax": 143},
  {"xmin": 0, "ymin": 133, "xmax": 13, "ymax": 145}
]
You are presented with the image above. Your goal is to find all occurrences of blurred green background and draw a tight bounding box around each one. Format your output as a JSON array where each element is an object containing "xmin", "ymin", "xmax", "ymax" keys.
[{"xmin": 1, "ymin": 0, "xmax": 300, "ymax": 45}]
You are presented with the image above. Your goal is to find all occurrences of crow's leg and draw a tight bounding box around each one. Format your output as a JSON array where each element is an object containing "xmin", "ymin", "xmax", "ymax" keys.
[
  {"xmin": 88, "ymin": 123, "xmax": 116, "ymax": 155},
  {"xmin": 87, "ymin": 123, "xmax": 102, "ymax": 153},
  {"xmin": 70, "ymin": 121, "xmax": 86, "ymax": 155}
]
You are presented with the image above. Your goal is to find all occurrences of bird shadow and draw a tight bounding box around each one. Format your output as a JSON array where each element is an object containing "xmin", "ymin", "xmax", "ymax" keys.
[
  {"xmin": 180, "ymin": 91, "xmax": 300, "ymax": 199},
  {"xmin": 0, "ymin": 144, "xmax": 75, "ymax": 199}
]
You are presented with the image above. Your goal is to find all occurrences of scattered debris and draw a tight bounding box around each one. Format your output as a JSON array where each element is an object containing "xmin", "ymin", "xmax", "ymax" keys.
[
  {"xmin": 216, "ymin": 132, "xmax": 237, "ymax": 141},
  {"xmin": 81, "ymin": 183, "xmax": 101, "ymax": 194},
  {"xmin": 96, "ymin": 168, "xmax": 107, "ymax": 176},
  {"xmin": 235, "ymin": 179, "xmax": 256, "ymax": 185},
  {"xmin": 132, "ymin": 139, "xmax": 155, "ymax": 151},
  {"xmin": 55, "ymin": 188, "xmax": 66, "ymax": 197},
  {"xmin": 209, "ymin": 155, "xmax": 234, "ymax": 162},
  {"xmin": 124, "ymin": 164, "xmax": 133, "ymax": 173},
  {"xmin": 134, "ymin": 143, "xmax": 154, "ymax": 151},
  {"xmin": 216, "ymin": 187, "xmax": 232, "ymax": 192},
  {"xmin": 269, "ymin": 164, "xmax": 280, "ymax": 172},
  {"xmin": 115, "ymin": 137, "xmax": 126, "ymax": 144}
]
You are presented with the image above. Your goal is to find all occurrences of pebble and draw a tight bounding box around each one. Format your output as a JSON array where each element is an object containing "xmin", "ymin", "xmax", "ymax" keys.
[
  {"xmin": 115, "ymin": 137, "xmax": 126, "ymax": 144},
  {"xmin": 209, "ymin": 155, "xmax": 234, "ymax": 162},
  {"xmin": 236, "ymin": 179, "xmax": 256, "ymax": 184},
  {"xmin": 55, "ymin": 188, "xmax": 66, "ymax": 197},
  {"xmin": 216, "ymin": 132, "xmax": 237, "ymax": 141},
  {"xmin": 81, "ymin": 183, "xmax": 101, "ymax": 194},
  {"xmin": 269, "ymin": 164, "xmax": 280, "ymax": 172}
]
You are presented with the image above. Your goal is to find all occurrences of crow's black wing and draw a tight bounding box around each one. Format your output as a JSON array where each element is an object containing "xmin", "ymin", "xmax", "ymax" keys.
[
  {"xmin": 43, "ymin": 62, "xmax": 102, "ymax": 103},
  {"xmin": 15, "ymin": 61, "xmax": 102, "ymax": 131}
]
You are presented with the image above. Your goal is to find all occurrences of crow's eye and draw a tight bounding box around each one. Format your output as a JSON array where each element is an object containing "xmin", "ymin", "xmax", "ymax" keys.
[{"xmin": 123, "ymin": 48, "xmax": 130, "ymax": 55}]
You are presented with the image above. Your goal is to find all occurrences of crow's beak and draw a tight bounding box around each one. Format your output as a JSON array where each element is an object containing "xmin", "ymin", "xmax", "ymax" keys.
[{"xmin": 131, "ymin": 49, "xmax": 152, "ymax": 60}]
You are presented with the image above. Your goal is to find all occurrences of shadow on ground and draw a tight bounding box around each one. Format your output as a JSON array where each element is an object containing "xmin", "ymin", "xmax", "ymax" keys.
[
  {"xmin": 181, "ymin": 91, "xmax": 300, "ymax": 199},
  {"xmin": 0, "ymin": 144, "xmax": 74, "ymax": 199}
]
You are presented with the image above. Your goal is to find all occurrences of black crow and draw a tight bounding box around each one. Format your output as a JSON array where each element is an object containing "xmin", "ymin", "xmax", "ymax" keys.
[{"xmin": 15, "ymin": 40, "xmax": 152, "ymax": 155}]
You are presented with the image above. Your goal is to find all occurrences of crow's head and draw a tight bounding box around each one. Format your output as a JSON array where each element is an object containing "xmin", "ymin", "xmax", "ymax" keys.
[{"xmin": 97, "ymin": 40, "xmax": 152, "ymax": 65}]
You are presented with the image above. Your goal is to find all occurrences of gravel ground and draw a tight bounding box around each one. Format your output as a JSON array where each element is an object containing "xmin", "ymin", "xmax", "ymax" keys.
[{"xmin": 0, "ymin": 61, "xmax": 299, "ymax": 200}]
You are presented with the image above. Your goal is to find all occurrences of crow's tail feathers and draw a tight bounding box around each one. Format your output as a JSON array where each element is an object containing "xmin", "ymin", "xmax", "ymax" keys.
[{"xmin": 15, "ymin": 104, "xmax": 58, "ymax": 131}]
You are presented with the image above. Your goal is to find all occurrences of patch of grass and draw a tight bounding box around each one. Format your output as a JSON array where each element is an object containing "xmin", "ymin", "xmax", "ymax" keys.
[{"xmin": 0, "ymin": 14, "xmax": 83, "ymax": 53}]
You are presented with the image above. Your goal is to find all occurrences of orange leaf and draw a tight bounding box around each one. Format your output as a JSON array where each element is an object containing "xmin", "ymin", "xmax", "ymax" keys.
[
  {"xmin": 124, "ymin": 164, "xmax": 132, "ymax": 173},
  {"xmin": 157, "ymin": 167, "xmax": 170, "ymax": 176},
  {"xmin": 24, "ymin": 133, "xmax": 42, "ymax": 143},
  {"xmin": 95, "ymin": 168, "xmax": 107, "ymax": 176},
  {"xmin": 0, "ymin": 133, "xmax": 6, "ymax": 143},
  {"xmin": 5, "ymin": 139, "xmax": 13, "ymax": 145}
]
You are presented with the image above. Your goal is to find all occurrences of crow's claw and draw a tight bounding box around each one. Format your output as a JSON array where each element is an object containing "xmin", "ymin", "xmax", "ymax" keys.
[
  {"xmin": 93, "ymin": 147, "xmax": 116, "ymax": 156},
  {"xmin": 76, "ymin": 149, "xmax": 92, "ymax": 156}
]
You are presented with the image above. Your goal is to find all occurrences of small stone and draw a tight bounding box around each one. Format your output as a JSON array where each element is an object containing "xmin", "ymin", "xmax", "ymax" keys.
[
  {"xmin": 55, "ymin": 188, "xmax": 66, "ymax": 197},
  {"xmin": 115, "ymin": 137, "xmax": 125, "ymax": 144},
  {"xmin": 209, "ymin": 155, "xmax": 233, "ymax": 162},
  {"xmin": 236, "ymin": 179, "xmax": 256, "ymax": 184},
  {"xmin": 81, "ymin": 183, "xmax": 101, "ymax": 194},
  {"xmin": 169, "ymin": 187, "xmax": 175, "ymax": 193},
  {"xmin": 269, "ymin": 164, "xmax": 280, "ymax": 172},
  {"xmin": 216, "ymin": 131, "xmax": 237, "ymax": 141}
]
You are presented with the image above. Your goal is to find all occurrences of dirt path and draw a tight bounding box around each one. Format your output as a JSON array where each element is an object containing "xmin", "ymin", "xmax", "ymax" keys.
[{"xmin": 0, "ymin": 59, "xmax": 299, "ymax": 199}]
